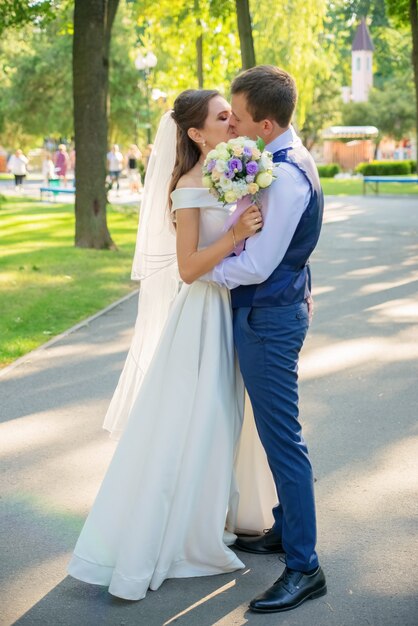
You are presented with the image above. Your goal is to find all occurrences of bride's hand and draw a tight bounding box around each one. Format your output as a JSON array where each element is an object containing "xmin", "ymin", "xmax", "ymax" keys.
[{"xmin": 233, "ymin": 205, "xmax": 263, "ymax": 242}]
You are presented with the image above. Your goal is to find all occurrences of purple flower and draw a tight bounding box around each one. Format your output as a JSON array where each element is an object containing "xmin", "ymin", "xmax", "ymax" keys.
[
  {"xmin": 243, "ymin": 146, "xmax": 252, "ymax": 158},
  {"xmin": 206, "ymin": 159, "xmax": 216, "ymax": 173},
  {"xmin": 228, "ymin": 158, "xmax": 243, "ymax": 173},
  {"xmin": 246, "ymin": 160, "xmax": 259, "ymax": 175},
  {"xmin": 224, "ymin": 169, "xmax": 235, "ymax": 179}
]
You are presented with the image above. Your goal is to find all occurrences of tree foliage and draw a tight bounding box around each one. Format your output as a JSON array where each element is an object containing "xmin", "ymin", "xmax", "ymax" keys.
[
  {"xmin": 342, "ymin": 76, "xmax": 416, "ymax": 141},
  {"xmin": 0, "ymin": 0, "xmax": 416, "ymax": 160},
  {"xmin": 385, "ymin": 0, "xmax": 410, "ymax": 24},
  {"xmin": 299, "ymin": 80, "xmax": 343, "ymax": 150},
  {"xmin": 0, "ymin": 0, "xmax": 58, "ymax": 34},
  {"xmin": 252, "ymin": 0, "xmax": 328, "ymax": 127},
  {"xmin": 0, "ymin": 16, "xmax": 73, "ymax": 142}
]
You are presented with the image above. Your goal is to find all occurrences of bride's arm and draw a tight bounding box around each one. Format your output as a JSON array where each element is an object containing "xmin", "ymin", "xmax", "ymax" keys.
[{"xmin": 175, "ymin": 205, "xmax": 261, "ymax": 284}]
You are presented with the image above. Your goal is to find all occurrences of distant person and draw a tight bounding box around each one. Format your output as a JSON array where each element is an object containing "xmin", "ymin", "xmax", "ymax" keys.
[
  {"xmin": 42, "ymin": 151, "xmax": 56, "ymax": 185},
  {"xmin": 7, "ymin": 149, "xmax": 28, "ymax": 191},
  {"xmin": 126, "ymin": 144, "xmax": 142, "ymax": 194},
  {"xmin": 54, "ymin": 144, "xmax": 71, "ymax": 186},
  {"xmin": 107, "ymin": 144, "xmax": 123, "ymax": 193}
]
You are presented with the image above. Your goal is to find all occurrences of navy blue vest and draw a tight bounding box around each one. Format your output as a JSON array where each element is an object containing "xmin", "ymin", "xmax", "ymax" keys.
[{"xmin": 231, "ymin": 143, "xmax": 324, "ymax": 308}]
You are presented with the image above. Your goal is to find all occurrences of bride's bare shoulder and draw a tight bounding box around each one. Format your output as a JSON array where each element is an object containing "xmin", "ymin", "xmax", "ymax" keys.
[{"xmin": 176, "ymin": 164, "xmax": 203, "ymax": 190}]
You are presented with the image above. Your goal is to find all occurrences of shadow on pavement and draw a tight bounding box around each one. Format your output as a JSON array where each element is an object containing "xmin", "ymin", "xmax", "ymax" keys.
[{"xmin": 1, "ymin": 196, "xmax": 418, "ymax": 626}]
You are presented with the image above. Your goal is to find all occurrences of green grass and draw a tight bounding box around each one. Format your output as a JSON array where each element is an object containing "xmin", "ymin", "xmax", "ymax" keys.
[
  {"xmin": 0, "ymin": 197, "xmax": 139, "ymax": 367},
  {"xmin": 320, "ymin": 177, "xmax": 418, "ymax": 196}
]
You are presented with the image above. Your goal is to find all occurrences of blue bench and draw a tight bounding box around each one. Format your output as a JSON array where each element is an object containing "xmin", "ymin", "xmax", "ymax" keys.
[
  {"xmin": 363, "ymin": 176, "xmax": 418, "ymax": 195},
  {"xmin": 40, "ymin": 186, "xmax": 76, "ymax": 201}
]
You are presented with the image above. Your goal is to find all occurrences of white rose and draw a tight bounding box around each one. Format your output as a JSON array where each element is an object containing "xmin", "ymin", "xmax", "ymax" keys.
[
  {"xmin": 206, "ymin": 149, "xmax": 218, "ymax": 160},
  {"xmin": 229, "ymin": 137, "xmax": 245, "ymax": 147},
  {"xmin": 248, "ymin": 182, "xmax": 259, "ymax": 194},
  {"xmin": 243, "ymin": 139, "xmax": 257, "ymax": 149},
  {"xmin": 251, "ymin": 148, "xmax": 262, "ymax": 159},
  {"xmin": 224, "ymin": 190, "xmax": 238, "ymax": 203},
  {"xmin": 232, "ymin": 146, "xmax": 244, "ymax": 157},
  {"xmin": 215, "ymin": 142, "xmax": 230, "ymax": 160},
  {"xmin": 219, "ymin": 177, "xmax": 233, "ymax": 191},
  {"xmin": 259, "ymin": 153, "xmax": 272, "ymax": 170},
  {"xmin": 256, "ymin": 171, "xmax": 273, "ymax": 188},
  {"xmin": 215, "ymin": 159, "xmax": 227, "ymax": 172}
]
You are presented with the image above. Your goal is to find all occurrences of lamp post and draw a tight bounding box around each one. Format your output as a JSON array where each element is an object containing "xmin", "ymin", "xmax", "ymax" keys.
[{"xmin": 135, "ymin": 51, "xmax": 157, "ymax": 145}]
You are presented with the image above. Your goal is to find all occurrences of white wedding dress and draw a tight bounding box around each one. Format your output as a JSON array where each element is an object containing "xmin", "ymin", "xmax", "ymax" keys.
[{"xmin": 67, "ymin": 188, "xmax": 276, "ymax": 601}]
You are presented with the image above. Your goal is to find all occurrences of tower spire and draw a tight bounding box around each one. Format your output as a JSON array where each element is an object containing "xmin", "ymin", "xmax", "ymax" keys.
[{"xmin": 351, "ymin": 18, "xmax": 374, "ymax": 102}]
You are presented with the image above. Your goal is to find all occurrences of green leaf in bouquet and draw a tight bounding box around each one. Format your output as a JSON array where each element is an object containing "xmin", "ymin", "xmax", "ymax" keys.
[{"xmin": 256, "ymin": 137, "xmax": 265, "ymax": 152}]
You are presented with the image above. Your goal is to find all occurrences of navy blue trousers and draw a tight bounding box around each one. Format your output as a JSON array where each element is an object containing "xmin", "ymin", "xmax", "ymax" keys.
[{"xmin": 233, "ymin": 302, "xmax": 319, "ymax": 572}]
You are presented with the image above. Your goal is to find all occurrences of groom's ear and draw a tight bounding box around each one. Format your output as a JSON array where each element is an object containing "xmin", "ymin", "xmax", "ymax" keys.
[{"xmin": 261, "ymin": 119, "xmax": 275, "ymax": 137}]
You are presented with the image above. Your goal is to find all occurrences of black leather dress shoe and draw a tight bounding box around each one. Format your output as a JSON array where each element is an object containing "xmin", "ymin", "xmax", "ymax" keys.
[
  {"xmin": 234, "ymin": 529, "xmax": 283, "ymax": 554},
  {"xmin": 249, "ymin": 566, "xmax": 327, "ymax": 613}
]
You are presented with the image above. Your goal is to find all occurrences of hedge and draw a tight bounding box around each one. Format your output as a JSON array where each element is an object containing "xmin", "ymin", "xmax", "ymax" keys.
[
  {"xmin": 355, "ymin": 160, "xmax": 415, "ymax": 176},
  {"xmin": 317, "ymin": 163, "xmax": 341, "ymax": 178}
]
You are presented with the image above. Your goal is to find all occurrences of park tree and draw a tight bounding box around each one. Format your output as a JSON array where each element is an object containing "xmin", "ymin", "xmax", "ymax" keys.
[
  {"xmin": 0, "ymin": 0, "xmax": 122, "ymax": 249},
  {"xmin": 0, "ymin": 0, "xmax": 57, "ymax": 32},
  {"xmin": 235, "ymin": 0, "xmax": 256, "ymax": 69},
  {"xmin": 252, "ymin": 0, "xmax": 328, "ymax": 127},
  {"xmin": 299, "ymin": 80, "xmax": 343, "ymax": 150},
  {"xmin": 0, "ymin": 1, "xmax": 62, "ymax": 146},
  {"xmin": 0, "ymin": 5, "xmax": 145, "ymax": 148},
  {"xmin": 132, "ymin": 0, "xmax": 241, "ymax": 96},
  {"xmin": 342, "ymin": 76, "xmax": 416, "ymax": 154},
  {"xmin": 73, "ymin": 0, "xmax": 120, "ymax": 249},
  {"xmin": 386, "ymin": 0, "xmax": 418, "ymax": 166},
  {"xmin": 0, "ymin": 15, "xmax": 73, "ymax": 147}
]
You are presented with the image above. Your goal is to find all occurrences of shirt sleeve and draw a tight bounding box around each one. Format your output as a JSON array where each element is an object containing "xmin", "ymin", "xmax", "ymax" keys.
[{"xmin": 202, "ymin": 163, "xmax": 311, "ymax": 289}]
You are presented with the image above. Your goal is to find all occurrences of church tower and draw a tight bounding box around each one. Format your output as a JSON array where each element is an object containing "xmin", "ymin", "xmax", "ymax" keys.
[{"xmin": 351, "ymin": 18, "xmax": 374, "ymax": 102}]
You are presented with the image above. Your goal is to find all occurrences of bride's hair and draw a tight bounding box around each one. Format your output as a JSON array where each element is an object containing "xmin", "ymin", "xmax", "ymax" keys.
[{"xmin": 169, "ymin": 89, "xmax": 219, "ymax": 202}]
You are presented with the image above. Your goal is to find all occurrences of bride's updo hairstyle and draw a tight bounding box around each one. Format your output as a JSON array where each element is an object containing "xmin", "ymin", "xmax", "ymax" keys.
[{"xmin": 169, "ymin": 89, "xmax": 219, "ymax": 200}]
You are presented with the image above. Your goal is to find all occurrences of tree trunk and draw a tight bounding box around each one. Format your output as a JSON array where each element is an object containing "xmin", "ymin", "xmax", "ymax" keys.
[
  {"xmin": 196, "ymin": 33, "xmax": 204, "ymax": 88},
  {"xmin": 194, "ymin": 0, "xmax": 204, "ymax": 88},
  {"xmin": 73, "ymin": 0, "xmax": 119, "ymax": 249},
  {"xmin": 235, "ymin": 0, "xmax": 256, "ymax": 70},
  {"xmin": 410, "ymin": 0, "xmax": 418, "ymax": 171}
]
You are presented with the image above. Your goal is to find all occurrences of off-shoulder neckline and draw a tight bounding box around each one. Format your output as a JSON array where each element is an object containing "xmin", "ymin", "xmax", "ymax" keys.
[{"xmin": 172, "ymin": 186, "xmax": 207, "ymax": 192}]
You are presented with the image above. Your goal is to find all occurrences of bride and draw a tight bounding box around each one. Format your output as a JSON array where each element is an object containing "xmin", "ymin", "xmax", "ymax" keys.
[{"xmin": 67, "ymin": 89, "xmax": 276, "ymax": 601}]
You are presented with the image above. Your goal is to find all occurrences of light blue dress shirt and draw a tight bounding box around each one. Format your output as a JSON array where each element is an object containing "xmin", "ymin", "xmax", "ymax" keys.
[{"xmin": 203, "ymin": 125, "xmax": 311, "ymax": 290}]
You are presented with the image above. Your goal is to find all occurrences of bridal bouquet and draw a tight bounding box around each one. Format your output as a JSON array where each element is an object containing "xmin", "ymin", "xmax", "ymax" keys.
[{"xmin": 202, "ymin": 136, "xmax": 275, "ymax": 205}]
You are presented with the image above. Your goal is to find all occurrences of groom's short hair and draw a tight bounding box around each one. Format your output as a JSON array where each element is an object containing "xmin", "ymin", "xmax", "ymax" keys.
[{"xmin": 231, "ymin": 65, "xmax": 297, "ymax": 128}]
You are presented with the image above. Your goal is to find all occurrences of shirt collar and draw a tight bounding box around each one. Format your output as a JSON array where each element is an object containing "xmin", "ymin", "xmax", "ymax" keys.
[{"xmin": 266, "ymin": 125, "xmax": 301, "ymax": 154}]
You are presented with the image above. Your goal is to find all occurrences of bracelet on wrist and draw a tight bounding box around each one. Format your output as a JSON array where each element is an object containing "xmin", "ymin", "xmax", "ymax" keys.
[{"xmin": 231, "ymin": 227, "xmax": 237, "ymax": 249}]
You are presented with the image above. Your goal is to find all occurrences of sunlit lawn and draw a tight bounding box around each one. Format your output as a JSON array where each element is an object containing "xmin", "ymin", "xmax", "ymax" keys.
[
  {"xmin": 320, "ymin": 177, "xmax": 418, "ymax": 196},
  {"xmin": 0, "ymin": 196, "xmax": 139, "ymax": 367}
]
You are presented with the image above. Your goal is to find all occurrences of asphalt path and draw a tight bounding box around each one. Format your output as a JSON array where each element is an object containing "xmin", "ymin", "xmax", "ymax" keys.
[{"xmin": 1, "ymin": 195, "xmax": 417, "ymax": 626}]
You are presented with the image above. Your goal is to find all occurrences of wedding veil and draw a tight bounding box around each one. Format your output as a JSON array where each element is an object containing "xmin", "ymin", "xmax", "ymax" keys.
[{"xmin": 103, "ymin": 111, "xmax": 180, "ymax": 438}]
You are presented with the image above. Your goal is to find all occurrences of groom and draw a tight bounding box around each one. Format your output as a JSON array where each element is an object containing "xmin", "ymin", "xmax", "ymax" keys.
[{"xmin": 203, "ymin": 65, "xmax": 326, "ymax": 613}]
